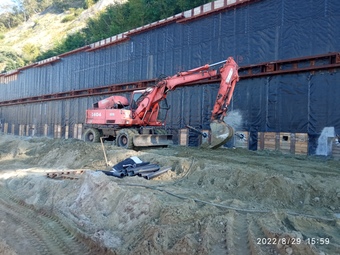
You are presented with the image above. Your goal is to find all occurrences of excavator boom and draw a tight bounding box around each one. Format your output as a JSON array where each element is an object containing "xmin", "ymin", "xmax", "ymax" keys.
[
  {"xmin": 208, "ymin": 57, "xmax": 239, "ymax": 148},
  {"xmin": 84, "ymin": 57, "xmax": 239, "ymax": 149}
]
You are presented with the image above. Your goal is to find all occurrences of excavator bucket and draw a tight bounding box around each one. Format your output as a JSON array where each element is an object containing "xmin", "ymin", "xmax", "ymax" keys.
[
  {"xmin": 209, "ymin": 120, "xmax": 234, "ymax": 149},
  {"xmin": 132, "ymin": 134, "xmax": 173, "ymax": 147}
]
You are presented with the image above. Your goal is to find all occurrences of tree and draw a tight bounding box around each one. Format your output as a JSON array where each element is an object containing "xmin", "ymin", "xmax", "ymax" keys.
[{"xmin": 22, "ymin": 43, "xmax": 40, "ymax": 62}]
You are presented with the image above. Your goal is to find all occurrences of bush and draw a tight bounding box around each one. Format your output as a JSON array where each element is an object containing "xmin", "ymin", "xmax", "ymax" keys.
[
  {"xmin": 84, "ymin": 0, "xmax": 99, "ymax": 9},
  {"xmin": 61, "ymin": 14, "xmax": 76, "ymax": 23}
]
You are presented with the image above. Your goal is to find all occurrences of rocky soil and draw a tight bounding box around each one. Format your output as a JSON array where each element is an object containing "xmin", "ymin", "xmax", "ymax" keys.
[{"xmin": 0, "ymin": 134, "xmax": 339, "ymax": 255}]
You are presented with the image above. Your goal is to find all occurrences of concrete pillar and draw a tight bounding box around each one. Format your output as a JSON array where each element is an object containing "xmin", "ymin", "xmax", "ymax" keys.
[
  {"xmin": 73, "ymin": 124, "xmax": 78, "ymax": 139},
  {"xmin": 77, "ymin": 124, "xmax": 83, "ymax": 140},
  {"xmin": 44, "ymin": 124, "xmax": 48, "ymax": 136},
  {"xmin": 65, "ymin": 125, "xmax": 69, "ymax": 139},
  {"xmin": 31, "ymin": 124, "xmax": 36, "ymax": 136},
  {"xmin": 57, "ymin": 125, "xmax": 61, "ymax": 138},
  {"xmin": 4, "ymin": 123, "xmax": 8, "ymax": 134}
]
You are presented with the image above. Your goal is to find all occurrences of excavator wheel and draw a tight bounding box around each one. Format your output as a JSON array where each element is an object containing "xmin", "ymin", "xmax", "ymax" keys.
[
  {"xmin": 209, "ymin": 120, "xmax": 234, "ymax": 149},
  {"xmin": 116, "ymin": 129, "xmax": 137, "ymax": 149},
  {"xmin": 83, "ymin": 128, "xmax": 101, "ymax": 143}
]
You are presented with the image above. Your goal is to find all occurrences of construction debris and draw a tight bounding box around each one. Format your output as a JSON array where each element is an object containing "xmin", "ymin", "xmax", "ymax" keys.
[
  {"xmin": 47, "ymin": 170, "xmax": 85, "ymax": 180},
  {"xmin": 98, "ymin": 156, "xmax": 171, "ymax": 179}
]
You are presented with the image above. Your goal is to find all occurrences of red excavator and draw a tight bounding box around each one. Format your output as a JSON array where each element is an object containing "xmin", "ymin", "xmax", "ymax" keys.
[{"xmin": 83, "ymin": 57, "xmax": 239, "ymax": 149}]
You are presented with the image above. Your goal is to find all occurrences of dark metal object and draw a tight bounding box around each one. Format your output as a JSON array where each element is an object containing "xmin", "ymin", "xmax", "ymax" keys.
[
  {"xmin": 238, "ymin": 52, "xmax": 340, "ymax": 78},
  {"xmin": 144, "ymin": 166, "xmax": 172, "ymax": 180},
  {"xmin": 0, "ymin": 79, "xmax": 156, "ymax": 106},
  {"xmin": 128, "ymin": 164, "xmax": 160, "ymax": 175},
  {"xmin": 100, "ymin": 170, "xmax": 126, "ymax": 178},
  {"xmin": 1, "ymin": 52, "xmax": 339, "ymax": 107},
  {"xmin": 186, "ymin": 125, "xmax": 208, "ymax": 138}
]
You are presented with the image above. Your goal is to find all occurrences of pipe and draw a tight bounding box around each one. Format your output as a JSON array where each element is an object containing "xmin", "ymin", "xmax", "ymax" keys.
[
  {"xmin": 129, "ymin": 164, "xmax": 160, "ymax": 175},
  {"xmin": 208, "ymin": 59, "xmax": 227, "ymax": 68},
  {"xmin": 186, "ymin": 125, "xmax": 208, "ymax": 138},
  {"xmin": 144, "ymin": 166, "xmax": 172, "ymax": 180},
  {"xmin": 123, "ymin": 161, "xmax": 150, "ymax": 169},
  {"xmin": 99, "ymin": 170, "xmax": 125, "ymax": 178},
  {"xmin": 138, "ymin": 172, "xmax": 154, "ymax": 177}
]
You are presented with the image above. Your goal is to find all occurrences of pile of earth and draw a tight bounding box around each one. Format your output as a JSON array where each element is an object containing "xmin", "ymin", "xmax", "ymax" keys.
[{"xmin": 0, "ymin": 134, "xmax": 339, "ymax": 255}]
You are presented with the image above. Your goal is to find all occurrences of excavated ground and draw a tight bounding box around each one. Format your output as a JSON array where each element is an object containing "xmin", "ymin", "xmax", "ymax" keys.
[{"xmin": 0, "ymin": 133, "xmax": 339, "ymax": 255}]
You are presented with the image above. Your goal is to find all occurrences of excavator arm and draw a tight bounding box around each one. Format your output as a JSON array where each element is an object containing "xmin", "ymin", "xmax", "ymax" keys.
[
  {"xmin": 133, "ymin": 57, "xmax": 239, "ymax": 148},
  {"xmin": 209, "ymin": 57, "xmax": 239, "ymax": 148},
  {"xmin": 133, "ymin": 64, "xmax": 218, "ymax": 125},
  {"xmin": 211, "ymin": 57, "xmax": 239, "ymax": 121}
]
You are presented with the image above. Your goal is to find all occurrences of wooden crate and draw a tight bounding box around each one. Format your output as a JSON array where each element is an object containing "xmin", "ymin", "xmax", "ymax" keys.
[
  {"xmin": 234, "ymin": 131, "xmax": 249, "ymax": 149},
  {"xmin": 293, "ymin": 133, "xmax": 308, "ymax": 155},
  {"xmin": 264, "ymin": 132, "xmax": 279, "ymax": 150},
  {"xmin": 179, "ymin": 129, "xmax": 188, "ymax": 146},
  {"xmin": 258, "ymin": 132, "xmax": 308, "ymax": 155},
  {"xmin": 258, "ymin": 132, "xmax": 277, "ymax": 150},
  {"xmin": 279, "ymin": 132, "xmax": 291, "ymax": 154}
]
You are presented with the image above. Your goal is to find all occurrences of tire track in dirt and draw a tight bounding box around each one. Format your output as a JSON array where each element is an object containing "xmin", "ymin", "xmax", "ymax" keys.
[
  {"xmin": 248, "ymin": 220, "xmax": 275, "ymax": 255},
  {"xmin": 0, "ymin": 187, "xmax": 115, "ymax": 255},
  {"xmin": 226, "ymin": 211, "xmax": 253, "ymax": 255}
]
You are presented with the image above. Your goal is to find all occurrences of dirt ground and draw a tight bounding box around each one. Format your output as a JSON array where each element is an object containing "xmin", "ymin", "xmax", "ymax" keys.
[{"xmin": 0, "ymin": 133, "xmax": 339, "ymax": 255}]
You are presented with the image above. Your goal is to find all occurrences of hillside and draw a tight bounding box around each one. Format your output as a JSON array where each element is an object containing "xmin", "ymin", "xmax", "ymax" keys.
[{"xmin": 0, "ymin": 0, "xmax": 126, "ymax": 72}]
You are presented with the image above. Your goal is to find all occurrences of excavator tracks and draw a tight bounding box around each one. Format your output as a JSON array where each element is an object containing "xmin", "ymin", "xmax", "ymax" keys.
[{"xmin": 0, "ymin": 186, "xmax": 115, "ymax": 255}]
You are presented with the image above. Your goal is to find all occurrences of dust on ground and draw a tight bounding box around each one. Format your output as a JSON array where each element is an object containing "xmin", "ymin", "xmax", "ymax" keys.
[{"xmin": 0, "ymin": 134, "xmax": 339, "ymax": 255}]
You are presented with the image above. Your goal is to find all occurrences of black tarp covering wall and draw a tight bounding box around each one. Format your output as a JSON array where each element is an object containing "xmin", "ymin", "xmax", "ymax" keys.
[{"xmin": 0, "ymin": 0, "xmax": 340, "ymax": 151}]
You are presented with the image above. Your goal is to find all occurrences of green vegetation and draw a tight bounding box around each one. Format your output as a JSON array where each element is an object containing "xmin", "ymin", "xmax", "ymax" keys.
[
  {"xmin": 0, "ymin": 51, "xmax": 25, "ymax": 73},
  {"xmin": 61, "ymin": 8, "xmax": 84, "ymax": 23},
  {"xmin": 1, "ymin": 0, "xmax": 213, "ymax": 67},
  {"xmin": 22, "ymin": 43, "xmax": 40, "ymax": 62},
  {"xmin": 37, "ymin": 0, "xmax": 213, "ymax": 60},
  {"xmin": 84, "ymin": 0, "xmax": 99, "ymax": 9}
]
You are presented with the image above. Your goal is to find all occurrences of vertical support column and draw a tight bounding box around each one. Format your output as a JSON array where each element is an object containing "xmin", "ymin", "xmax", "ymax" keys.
[
  {"xmin": 4, "ymin": 123, "xmax": 8, "ymax": 134},
  {"xmin": 77, "ymin": 124, "xmax": 83, "ymax": 140},
  {"xmin": 54, "ymin": 124, "xmax": 57, "ymax": 138},
  {"xmin": 26, "ymin": 125, "xmax": 30, "ymax": 136},
  {"xmin": 65, "ymin": 125, "xmax": 69, "ymax": 139},
  {"xmin": 31, "ymin": 124, "xmax": 36, "ymax": 136},
  {"xmin": 11, "ymin": 124, "xmax": 15, "ymax": 134},
  {"xmin": 57, "ymin": 125, "xmax": 62, "ymax": 138},
  {"xmin": 179, "ymin": 129, "xmax": 188, "ymax": 146},
  {"xmin": 54, "ymin": 124, "xmax": 62, "ymax": 138},
  {"xmin": 19, "ymin": 124, "xmax": 25, "ymax": 136},
  {"xmin": 44, "ymin": 124, "xmax": 49, "ymax": 136},
  {"xmin": 73, "ymin": 124, "xmax": 78, "ymax": 139}
]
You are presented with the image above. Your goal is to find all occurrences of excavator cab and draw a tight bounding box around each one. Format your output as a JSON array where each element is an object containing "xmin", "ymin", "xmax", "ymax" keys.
[
  {"xmin": 156, "ymin": 98, "xmax": 170, "ymax": 123},
  {"xmin": 130, "ymin": 90, "xmax": 144, "ymax": 110}
]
